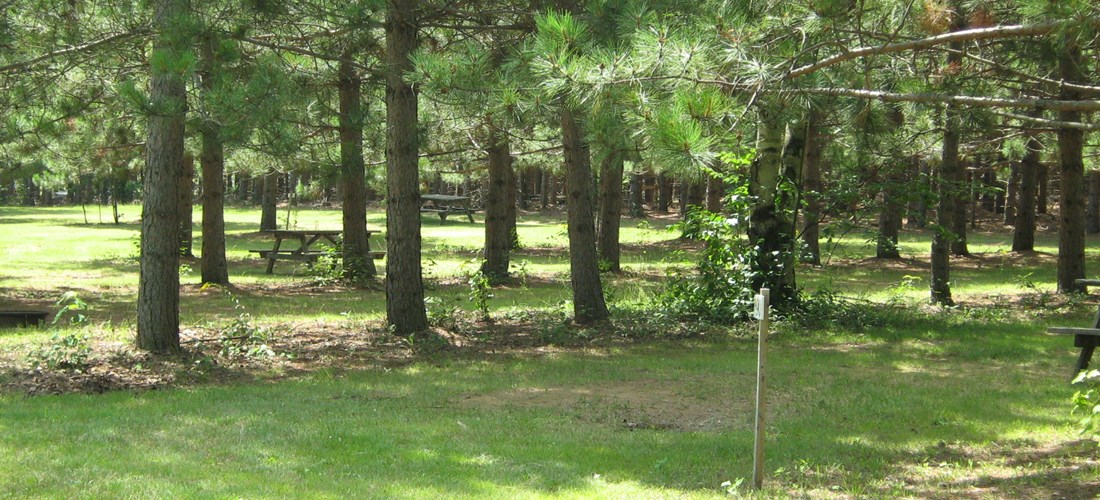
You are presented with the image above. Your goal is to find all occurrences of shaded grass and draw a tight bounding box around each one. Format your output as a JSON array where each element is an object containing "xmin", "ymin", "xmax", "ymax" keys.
[
  {"xmin": 2, "ymin": 205, "xmax": 1100, "ymax": 497},
  {"xmin": 1, "ymin": 319, "xmax": 1095, "ymax": 498}
]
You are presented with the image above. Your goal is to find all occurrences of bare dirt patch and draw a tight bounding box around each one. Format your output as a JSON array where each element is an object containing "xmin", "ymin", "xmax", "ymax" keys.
[{"xmin": 456, "ymin": 375, "xmax": 793, "ymax": 432}]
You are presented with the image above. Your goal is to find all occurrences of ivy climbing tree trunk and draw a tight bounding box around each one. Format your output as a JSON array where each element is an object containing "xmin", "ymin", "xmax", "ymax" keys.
[
  {"xmin": 597, "ymin": 148, "xmax": 624, "ymax": 273},
  {"xmin": 562, "ymin": 107, "xmax": 609, "ymax": 324},
  {"xmin": 385, "ymin": 1, "xmax": 428, "ymax": 334},
  {"xmin": 339, "ymin": 57, "xmax": 376, "ymax": 282},
  {"xmin": 137, "ymin": 0, "xmax": 188, "ymax": 353},
  {"xmin": 199, "ymin": 33, "xmax": 228, "ymax": 285},
  {"xmin": 749, "ymin": 102, "xmax": 797, "ymax": 306}
]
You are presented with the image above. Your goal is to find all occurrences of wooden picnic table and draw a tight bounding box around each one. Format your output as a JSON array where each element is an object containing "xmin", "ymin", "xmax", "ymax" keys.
[
  {"xmin": 420, "ymin": 194, "xmax": 475, "ymax": 223},
  {"xmin": 1048, "ymin": 279, "xmax": 1100, "ymax": 376},
  {"xmin": 252, "ymin": 229, "xmax": 382, "ymax": 274}
]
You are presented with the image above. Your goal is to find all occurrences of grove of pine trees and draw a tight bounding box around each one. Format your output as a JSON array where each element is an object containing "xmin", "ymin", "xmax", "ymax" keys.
[{"xmin": 0, "ymin": 1, "xmax": 1096, "ymax": 351}]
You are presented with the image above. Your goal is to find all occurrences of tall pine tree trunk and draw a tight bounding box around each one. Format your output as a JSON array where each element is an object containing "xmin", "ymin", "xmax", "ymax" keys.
[
  {"xmin": 597, "ymin": 149, "xmax": 624, "ymax": 273},
  {"xmin": 801, "ymin": 109, "xmax": 823, "ymax": 265},
  {"xmin": 877, "ymin": 167, "xmax": 903, "ymax": 259},
  {"xmin": 1087, "ymin": 171, "xmax": 1100, "ymax": 234},
  {"xmin": 1014, "ymin": 124, "xmax": 1041, "ymax": 252},
  {"xmin": 950, "ymin": 166, "xmax": 970, "ymax": 256},
  {"xmin": 931, "ymin": 104, "xmax": 961, "ymax": 306},
  {"xmin": 137, "ymin": 0, "xmax": 187, "ymax": 353},
  {"xmin": 1005, "ymin": 163, "xmax": 1020, "ymax": 226},
  {"xmin": 338, "ymin": 57, "xmax": 376, "ymax": 282},
  {"xmin": 178, "ymin": 153, "xmax": 194, "ymax": 257},
  {"xmin": 261, "ymin": 167, "xmax": 278, "ymax": 230},
  {"xmin": 199, "ymin": 33, "xmax": 228, "ymax": 285},
  {"xmin": 705, "ymin": 174, "xmax": 724, "ymax": 212},
  {"xmin": 656, "ymin": 174, "xmax": 672, "ymax": 212},
  {"xmin": 562, "ymin": 108, "xmax": 609, "ymax": 324},
  {"xmin": 385, "ymin": 2, "xmax": 428, "ymax": 333},
  {"xmin": 1057, "ymin": 40, "xmax": 1086, "ymax": 293},
  {"xmin": 481, "ymin": 129, "xmax": 513, "ymax": 283},
  {"xmin": 930, "ymin": 6, "xmax": 967, "ymax": 306},
  {"xmin": 628, "ymin": 171, "xmax": 645, "ymax": 218}
]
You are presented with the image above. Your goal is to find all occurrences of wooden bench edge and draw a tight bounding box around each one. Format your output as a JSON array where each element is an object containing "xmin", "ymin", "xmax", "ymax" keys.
[{"xmin": 1048, "ymin": 327, "xmax": 1100, "ymax": 336}]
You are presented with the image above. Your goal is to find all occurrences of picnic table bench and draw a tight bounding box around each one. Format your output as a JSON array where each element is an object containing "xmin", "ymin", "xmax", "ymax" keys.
[
  {"xmin": 420, "ymin": 194, "xmax": 475, "ymax": 222},
  {"xmin": 1049, "ymin": 279, "xmax": 1100, "ymax": 376},
  {"xmin": 0, "ymin": 310, "xmax": 49, "ymax": 328},
  {"xmin": 251, "ymin": 229, "xmax": 383, "ymax": 274}
]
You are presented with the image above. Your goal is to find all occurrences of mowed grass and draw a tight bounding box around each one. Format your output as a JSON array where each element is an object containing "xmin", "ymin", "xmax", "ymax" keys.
[
  {"xmin": 1, "ymin": 204, "xmax": 1100, "ymax": 497},
  {"xmin": 1, "ymin": 317, "xmax": 1094, "ymax": 498},
  {"xmin": 0, "ymin": 204, "xmax": 685, "ymax": 326}
]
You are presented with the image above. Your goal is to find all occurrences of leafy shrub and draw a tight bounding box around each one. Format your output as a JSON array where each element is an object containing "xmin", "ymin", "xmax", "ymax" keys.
[
  {"xmin": 30, "ymin": 333, "xmax": 91, "ymax": 371},
  {"xmin": 467, "ymin": 268, "xmax": 493, "ymax": 321},
  {"xmin": 52, "ymin": 291, "xmax": 89, "ymax": 326},
  {"xmin": 1072, "ymin": 370, "xmax": 1100, "ymax": 437},
  {"xmin": 662, "ymin": 208, "xmax": 760, "ymax": 323}
]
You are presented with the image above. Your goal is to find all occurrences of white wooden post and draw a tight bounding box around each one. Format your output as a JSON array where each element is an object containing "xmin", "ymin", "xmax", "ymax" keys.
[{"xmin": 752, "ymin": 288, "xmax": 770, "ymax": 490}]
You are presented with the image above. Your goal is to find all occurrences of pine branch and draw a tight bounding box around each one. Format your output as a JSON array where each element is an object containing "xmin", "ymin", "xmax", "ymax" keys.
[
  {"xmin": 784, "ymin": 19, "xmax": 1100, "ymax": 80},
  {"xmin": 993, "ymin": 110, "xmax": 1100, "ymax": 131},
  {"xmin": 799, "ymin": 87, "xmax": 1100, "ymax": 112},
  {"xmin": 0, "ymin": 29, "xmax": 150, "ymax": 74}
]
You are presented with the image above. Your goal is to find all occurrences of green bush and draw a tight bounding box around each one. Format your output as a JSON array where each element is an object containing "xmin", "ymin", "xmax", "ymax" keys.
[
  {"xmin": 1072, "ymin": 370, "xmax": 1100, "ymax": 437},
  {"xmin": 30, "ymin": 333, "xmax": 91, "ymax": 371}
]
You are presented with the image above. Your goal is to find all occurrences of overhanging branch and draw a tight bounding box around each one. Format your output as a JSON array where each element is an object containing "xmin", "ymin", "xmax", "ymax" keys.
[{"xmin": 784, "ymin": 19, "xmax": 1099, "ymax": 80}]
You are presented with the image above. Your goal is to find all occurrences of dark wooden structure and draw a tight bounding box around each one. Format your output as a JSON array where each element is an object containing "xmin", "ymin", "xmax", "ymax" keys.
[
  {"xmin": 0, "ymin": 310, "xmax": 49, "ymax": 328},
  {"xmin": 1049, "ymin": 279, "xmax": 1100, "ymax": 377},
  {"xmin": 420, "ymin": 194, "xmax": 475, "ymax": 222},
  {"xmin": 251, "ymin": 229, "xmax": 382, "ymax": 274}
]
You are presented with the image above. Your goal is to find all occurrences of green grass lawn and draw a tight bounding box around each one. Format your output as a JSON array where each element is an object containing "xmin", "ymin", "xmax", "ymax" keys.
[{"xmin": 1, "ymin": 204, "xmax": 1099, "ymax": 497}]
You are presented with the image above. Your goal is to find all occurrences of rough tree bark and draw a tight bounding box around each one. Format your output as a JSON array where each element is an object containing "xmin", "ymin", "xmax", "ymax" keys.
[
  {"xmin": 930, "ymin": 6, "xmax": 967, "ymax": 306},
  {"xmin": 385, "ymin": 1, "xmax": 428, "ymax": 333},
  {"xmin": 260, "ymin": 167, "xmax": 278, "ymax": 231},
  {"xmin": 1087, "ymin": 171, "xmax": 1100, "ymax": 234},
  {"xmin": 481, "ymin": 129, "xmax": 513, "ymax": 283},
  {"xmin": 950, "ymin": 164, "xmax": 970, "ymax": 256},
  {"xmin": 562, "ymin": 108, "xmax": 609, "ymax": 324},
  {"xmin": 801, "ymin": 109, "xmax": 824, "ymax": 265},
  {"xmin": 338, "ymin": 57, "xmax": 376, "ymax": 282},
  {"xmin": 628, "ymin": 171, "xmax": 645, "ymax": 218},
  {"xmin": 137, "ymin": 0, "xmax": 188, "ymax": 353},
  {"xmin": 597, "ymin": 149, "xmax": 624, "ymax": 272},
  {"xmin": 1013, "ymin": 123, "xmax": 1041, "ymax": 252},
  {"xmin": 178, "ymin": 153, "xmax": 194, "ymax": 257},
  {"xmin": 199, "ymin": 33, "xmax": 228, "ymax": 285},
  {"xmin": 656, "ymin": 174, "xmax": 672, "ymax": 213},
  {"xmin": 877, "ymin": 167, "xmax": 903, "ymax": 259},
  {"xmin": 1004, "ymin": 163, "xmax": 1019, "ymax": 226},
  {"xmin": 1057, "ymin": 40, "xmax": 1087, "ymax": 294}
]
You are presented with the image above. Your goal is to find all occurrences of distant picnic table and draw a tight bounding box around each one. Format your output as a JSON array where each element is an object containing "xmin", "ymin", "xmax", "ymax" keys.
[
  {"xmin": 420, "ymin": 194, "xmax": 475, "ymax": 223},
  {"xmin": 1048, "ymin": 279, "xmax": 1100, "ymax": 376},
  {"xmin": 251, "ymin": 229, "xmax": 382, "ymax": 274}
]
